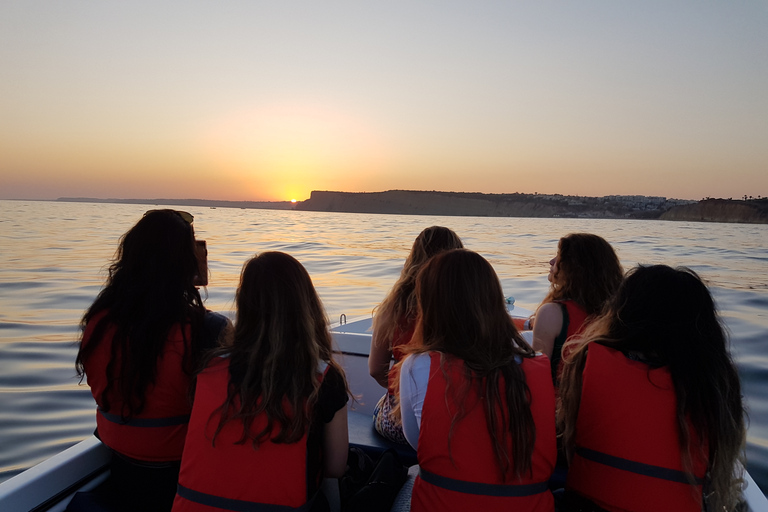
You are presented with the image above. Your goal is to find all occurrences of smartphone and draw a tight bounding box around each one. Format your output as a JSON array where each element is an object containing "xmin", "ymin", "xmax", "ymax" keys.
[{"xmin": 193, "ymin": 240, "xmax": 209, "ymax": 287}]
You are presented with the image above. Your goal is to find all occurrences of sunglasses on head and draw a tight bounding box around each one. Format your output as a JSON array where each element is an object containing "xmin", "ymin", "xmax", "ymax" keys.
[{"xmin": 144, "ymin": 209, "xmax": 194, "ymax": 224}]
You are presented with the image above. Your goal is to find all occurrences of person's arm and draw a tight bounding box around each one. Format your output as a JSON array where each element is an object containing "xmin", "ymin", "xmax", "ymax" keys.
[
  {"xmin": 369, "ymin": 309, "xmax": 395, "ymax": 388},
  {"xmin": 203, "ymin": 311, "xmax": 234, "ymax": 349},
  {"xmin": 323, "ymin": 406, "xmax": 349, "ymax": 478},
  {"xmin": 218, "ymin": 318, "xmax": 235, "ymax": 347},
  {"xmin": 531, "ymin": 302, "xmax": 564, "ymax": 359},
  {"xmin": 399, "ymin": 353, "xmax": 431, "ymax": 450}
]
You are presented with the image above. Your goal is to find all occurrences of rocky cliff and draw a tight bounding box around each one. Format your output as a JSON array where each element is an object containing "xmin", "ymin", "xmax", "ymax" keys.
[
  {"xmin": 660, "ymin": 199, "xmax": 768, "ymax": 224},
  {"xmin": 296, "ymin": 190, "xmax": 675, "ymax": 219},
  {"xmin": 296, "ymin": 190, "xmax": 560, "ymax": 217}
]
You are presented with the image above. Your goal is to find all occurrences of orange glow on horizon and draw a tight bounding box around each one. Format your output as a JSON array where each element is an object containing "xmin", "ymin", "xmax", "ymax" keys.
[{"xmin": 200, "ymin": 102, "xmax": 393, "ymax": 202}]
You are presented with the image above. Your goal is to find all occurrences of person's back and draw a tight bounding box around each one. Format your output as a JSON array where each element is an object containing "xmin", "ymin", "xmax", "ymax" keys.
[
  {"xmin": 408, "ymin": 351, "xmax": 555, "ymax": 512},
  {"xmin": 82, "ymin": 311, "xmax": 197, "ymax": 461},
  {"xmin": 175, "ymin": 357, "xmax": 347, "ymax": 510},
  {"xmin": 369, "ymin": 226, "xmax": 463, "ymax": 444},
  {"xmin": 530, "ymin": 233, "xmax": 622, "ymax": 385},
  {"xmin": 558, "ymin": 265, "xmax": 746, "ymax": 512},
  {"xmin": 566, "ymin": 343, "xmax": 707, "ymax": 511},
  {"xmin": 398, "ymin": 249, "xmax": 556, "ymax": 512},
  {"xmin": 173, "ymin": 252, "xmax": 349, "ymax": 512},
  {"xmin": 76, "ymin": 210, "xmax": 229, "ymax": 512}
]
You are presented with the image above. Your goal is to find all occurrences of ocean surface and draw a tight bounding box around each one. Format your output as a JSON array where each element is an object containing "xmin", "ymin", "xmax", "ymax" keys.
[{"xmin": 1, "ymin": 199, "xmax": 767, "ymax": 493}]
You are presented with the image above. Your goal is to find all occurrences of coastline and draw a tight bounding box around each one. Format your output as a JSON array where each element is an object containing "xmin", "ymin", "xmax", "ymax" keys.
[{"xmin": 45, "ymin": 192, "xmax": 768, "ymax": 224}]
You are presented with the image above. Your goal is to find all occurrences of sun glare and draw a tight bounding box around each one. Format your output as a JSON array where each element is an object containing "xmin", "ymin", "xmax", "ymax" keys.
[{"xmin": 202, "ymin": 102, "xmax": 390, "ymax": 201}]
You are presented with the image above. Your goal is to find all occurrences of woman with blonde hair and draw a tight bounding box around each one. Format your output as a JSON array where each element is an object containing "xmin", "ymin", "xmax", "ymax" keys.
[
  {"xmin": 531, "ymin": 233, "xmax": 622, "ymax": 385},
  {"xmin": 558, "ymin": 265, "xmax": 746, "ymax": 512},
  {"xmin": 368, "ymin": 226, "xmax": 463, "ymax": 443},
  {"xmin": 173, "ymin": 252, "xmax": 349, "ymax": 512},
  {"xmin": 398, "ymin": 249, "xmax": 556, "ymax": 511}
]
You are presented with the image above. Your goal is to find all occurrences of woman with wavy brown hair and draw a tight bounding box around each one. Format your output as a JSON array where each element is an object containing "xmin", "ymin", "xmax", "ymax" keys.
[
  {"xmin": 558, "ymin": 265, "xmax": 746, "ymax": 512},
  {"xmin": 77, "ymin": 209, "xmax": 229, "ymax": 512},
  {"xmin": 368, "ymin": 226, "xmax": 463, "ymax": 443},
  {"xmin": 531, "ymin": 233, "xmax": 623, "ymax": 385},
  {"xmin": 173, "ymin": 252, "xmax": 349, "ymax": 512},
  {"xmin": 398, "ymin": 249, "xmax": 556, "ymax": 512}
]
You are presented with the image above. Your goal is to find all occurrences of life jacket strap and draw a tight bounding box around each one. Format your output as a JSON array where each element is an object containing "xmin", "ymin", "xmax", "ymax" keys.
[
  {"xmin": 575, "ymin": 447, "xmax": 705, "ymax": 485},
  {"xmin": 418, "ymin": 467, "xmax": 549, "ymax": 497},
  {"xmin": 176, "ymin": 484, "xmax": 315, "ymax": 512},
  {"xmin": 98, "ymin": 407, "xmax": 190, "ymax": 427}
]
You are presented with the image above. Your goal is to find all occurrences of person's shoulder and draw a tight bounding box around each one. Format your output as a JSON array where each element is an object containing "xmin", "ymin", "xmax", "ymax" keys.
[
  {"xmin": 318, "ymin": 362, "xmax": 349, "ymax": 420},
  {"xmin": 320, "ymin": 363, "xmax": 349, "ymax": 396},
  {"xmin": 538, "ymin": 301, "xmax": 565, "ymax": 318},
  {"xmin": 204, "ymin": 311, "xmax": 231, "ymax": 332},
  {"xmin": 534, "ymin": 302, "xmax": 565, "ymax": 331},
  {"xmin": 200, "ymin": 311, "xmax": 232, "ymax": 348},
  {"xmin": 401, "ymin": 352, "xmax": 432, "ymax": 374}
]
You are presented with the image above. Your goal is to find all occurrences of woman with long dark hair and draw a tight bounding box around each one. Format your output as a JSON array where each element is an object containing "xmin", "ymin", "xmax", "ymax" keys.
[
  {"xmin": 558, "ymin": 265, "xmax": 746, "ymax": 512},
  {"xmin": 398, "ymin": 249, "xmax": 556, "ymax": 511},
  {"xmin": 369, "ymin": 226, "xmax": 463, "ymax": 443},
  {"xmin": 76, "ymin": 210, "xmax": 230, "ymax": 511},
  {"xmin": 531, "ymin": 233, "xmax": 623, "ymax": 384},
  {"xmin": 172, "ymin": 252, "xmax": 349, "ymax": 512}
]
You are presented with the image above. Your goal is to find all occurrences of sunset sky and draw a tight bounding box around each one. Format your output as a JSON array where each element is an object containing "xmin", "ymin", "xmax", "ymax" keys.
[{"xmin": 1, "ymin": 1, "xmax": 767, "ymax": 202}]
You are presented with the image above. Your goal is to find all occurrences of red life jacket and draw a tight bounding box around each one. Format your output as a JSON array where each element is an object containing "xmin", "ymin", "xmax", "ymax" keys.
[
  {"xmin": 173, "ymin": 357, "xmax": 324, "ymax": 512},
  {"xmin": 566, "ymin": 343, "xmax": 708, "ymax": 512},
  {"xmin": 83, "ymin": 311, "xmax": 194, "ymax": 462},
  {"xmin": 387, "ymin": 319, "xmax": 416, "ymax": 394},
  {"xmin": 411, "ymin": 352, "xmax": 556, "ymax": 512},
  {"xmin": 551, "ymin": 300, "xmax": 589, "ymax": 383}
]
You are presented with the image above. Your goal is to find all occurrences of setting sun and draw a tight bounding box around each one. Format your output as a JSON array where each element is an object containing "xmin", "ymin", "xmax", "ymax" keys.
[{"xmin": 201, "ymin": 103, "xmax": 391, "ymax": 201}]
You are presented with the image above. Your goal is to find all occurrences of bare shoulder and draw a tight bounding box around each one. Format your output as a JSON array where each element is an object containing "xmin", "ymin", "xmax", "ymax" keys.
[
  {"xmin": 536, "ymin": 302, "xmax": 564, "ymax": 323},
  {"xmin": 532, "ymin": 303, "xmax": 564, "ymax": 358}
]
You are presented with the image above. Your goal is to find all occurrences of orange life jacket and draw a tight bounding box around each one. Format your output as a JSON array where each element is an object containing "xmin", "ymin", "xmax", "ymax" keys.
[
  {"xmin": 173, "ymin": 357, "xmax": 325, "ymax": 512},
  {"xmin": 83, "ymin": 311, "xmax": 194, "ymax": 462},
  {"xmin": 411, "ymin": 352, "xmax": 556, "ymax": 512},
  {"xmin": 566, "ymin": 343, "xmax": 707, "ymax": 512}
]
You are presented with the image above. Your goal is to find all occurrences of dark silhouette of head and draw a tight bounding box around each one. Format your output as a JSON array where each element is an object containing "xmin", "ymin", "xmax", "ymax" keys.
[
  {"xmin": 602, "ymin": 265, "xmax": 724, "ymax": 363},
  {"xmin": 77, "ymin": 209, "xmax": 205, "ymax": 418}
]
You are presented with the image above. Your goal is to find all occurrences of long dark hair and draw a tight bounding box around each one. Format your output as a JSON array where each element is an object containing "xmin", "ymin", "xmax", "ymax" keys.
[
  {"xmin": 210, "ymin": 252, "xmax": 346, "ymax": 446},
  {"xmin": 540, "ymin": 233, "xmax": 623, "ymax": 315},
  {"xmin": 403, "ymin": 249, "xmax": 537, "ymax": 480},
  {"xmin": 373, "ymin": 226, "xmax": 463, "ymax": 347},
  {"xmin": 559, "ymin": 265, "xmax": 746, "ymax": 511},
  {"xmin": 76, "ymin": 209, "xmax": 205, "ymax": 418}
]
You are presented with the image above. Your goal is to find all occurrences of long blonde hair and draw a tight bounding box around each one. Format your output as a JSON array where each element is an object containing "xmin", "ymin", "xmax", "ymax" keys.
[{"xmin": 373, "ymin": 226, "xmax": 463, "ymax": 348}]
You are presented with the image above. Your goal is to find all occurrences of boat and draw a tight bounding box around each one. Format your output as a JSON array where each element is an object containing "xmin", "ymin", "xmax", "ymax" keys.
[{"xmin": 1, "ymin": 308, "xmax": 766, "ymax": 512}]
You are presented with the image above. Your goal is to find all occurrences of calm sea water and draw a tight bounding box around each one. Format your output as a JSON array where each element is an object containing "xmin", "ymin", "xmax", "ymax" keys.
[{"xmin": 1, "ymin": 200, "xmax": 767, "ymax": 492}]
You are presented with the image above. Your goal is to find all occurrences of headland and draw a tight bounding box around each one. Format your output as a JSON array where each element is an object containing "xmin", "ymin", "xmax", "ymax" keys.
[{"xmin": 55, "ymin": 192, "xmax": 768, "ymax": 224}]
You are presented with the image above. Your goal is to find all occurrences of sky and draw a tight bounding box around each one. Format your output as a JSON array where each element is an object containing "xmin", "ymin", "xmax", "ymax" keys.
[{"xmin": 1, "ymin": 1, "xmax": 767, "ymax": 202}]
